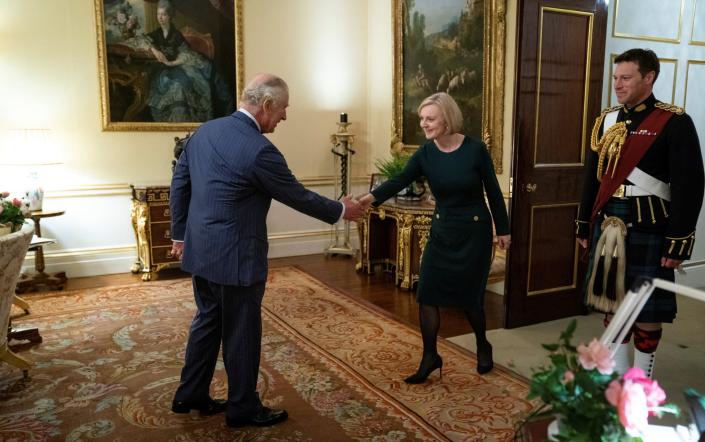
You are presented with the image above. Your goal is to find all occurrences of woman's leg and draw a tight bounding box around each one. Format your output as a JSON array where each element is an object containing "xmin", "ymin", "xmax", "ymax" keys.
[
  {"xmin": 419, "ymin": 303, "xmax": 440, "ymax": 358},
  {"xmin": 404, "ymin": 303, "xmax": 443, "ymax": 383},
  {"xmin": 464, "ymin": 308, "xmax": 493, "ymax": 374}
]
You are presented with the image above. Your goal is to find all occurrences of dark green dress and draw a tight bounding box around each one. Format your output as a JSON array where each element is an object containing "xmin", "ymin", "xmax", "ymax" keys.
[{"xmin": 371, "ymin": 137, "xmax": 509, "ymax": 309}]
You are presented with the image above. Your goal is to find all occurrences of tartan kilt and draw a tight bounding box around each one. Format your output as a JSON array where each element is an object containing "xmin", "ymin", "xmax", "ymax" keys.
[{"xmin": 584, "ymin": 198, "xmax": 676, "ymax": 323}]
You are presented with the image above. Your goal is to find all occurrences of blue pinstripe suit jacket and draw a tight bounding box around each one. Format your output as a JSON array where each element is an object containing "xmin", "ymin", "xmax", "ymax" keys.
[{"xmin": 170, "ymin": 111, "xmax": 343, "ymax": 286}]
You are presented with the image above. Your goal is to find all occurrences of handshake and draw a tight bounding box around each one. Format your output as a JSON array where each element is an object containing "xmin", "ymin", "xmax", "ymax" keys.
[{"xmin": 341, "ymin": 193, "xmax": 375, "ymax": 222}]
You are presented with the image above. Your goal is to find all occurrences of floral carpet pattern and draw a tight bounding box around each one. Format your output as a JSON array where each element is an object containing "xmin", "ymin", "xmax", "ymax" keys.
[{"xmin": 0, "ymin": 267, "xmax": 533, "ymax": 441}]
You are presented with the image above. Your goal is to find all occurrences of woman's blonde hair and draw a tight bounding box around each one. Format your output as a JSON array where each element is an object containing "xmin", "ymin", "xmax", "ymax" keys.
[{"xmin": 417, "ymin": 92, "xmax": 464, "ymax": 134}]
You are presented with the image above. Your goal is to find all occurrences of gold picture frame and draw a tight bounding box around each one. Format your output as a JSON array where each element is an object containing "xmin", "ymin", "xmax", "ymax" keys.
[
  {"xmin": 392, "ymin": 0, "xmax": 506, "ymax": 173},
  {"xmin": 94, "ymin": 0, "xmax": 244, "ymax": 131}
]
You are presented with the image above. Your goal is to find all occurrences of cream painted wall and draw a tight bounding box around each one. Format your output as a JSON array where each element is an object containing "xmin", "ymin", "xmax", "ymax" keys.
[{"xmin": 0, "ymin": 0, "xmax": 514, "ymax": 278}]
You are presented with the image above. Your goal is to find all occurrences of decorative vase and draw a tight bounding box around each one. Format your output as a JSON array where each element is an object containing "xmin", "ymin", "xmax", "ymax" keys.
[
  {"xmin": 0, "ymin": 222, "xmax": 12, "ymax": 237},
  {"xmin": 395, "ymin": 180, "xmax": 426, "ymax": 201},
  {"xmin": 25, "ymin": 186, "xmax": 44, "ymax": 211},
  {"xmin": 547, "ymin": 417, "xmax": 562, "ymax": 441}
]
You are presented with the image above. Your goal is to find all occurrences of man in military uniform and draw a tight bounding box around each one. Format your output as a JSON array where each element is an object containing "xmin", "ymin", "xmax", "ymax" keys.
[{"xmin": 576, "ymin": 48, "xmax": 704, "ymax": 377}]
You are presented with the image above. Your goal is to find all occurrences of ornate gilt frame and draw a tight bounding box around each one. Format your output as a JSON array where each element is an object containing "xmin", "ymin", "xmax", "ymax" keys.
[
  {"xmin": 392, "ymin": 0, "xmax": 506, "ymax": 173},
  {"xmin": 94, "ymin": 0, "xmax": 244, "ymax": 131}
]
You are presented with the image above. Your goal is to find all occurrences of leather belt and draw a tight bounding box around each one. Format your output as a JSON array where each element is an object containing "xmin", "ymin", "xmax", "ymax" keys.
[{"xmin": 612, "ymin": 184, "xmax": 653, "ymax": 198}]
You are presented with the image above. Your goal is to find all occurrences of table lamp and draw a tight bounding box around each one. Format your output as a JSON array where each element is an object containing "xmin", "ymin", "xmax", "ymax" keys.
[{"xmin": 0, "ymin": 129, "xmax": 61, "ymax": 212}]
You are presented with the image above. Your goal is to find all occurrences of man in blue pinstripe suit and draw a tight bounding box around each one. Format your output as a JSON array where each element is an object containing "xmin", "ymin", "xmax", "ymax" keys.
[{"xmin": 169, "ymin": 73, "xmax": 366, "ymax": 427}]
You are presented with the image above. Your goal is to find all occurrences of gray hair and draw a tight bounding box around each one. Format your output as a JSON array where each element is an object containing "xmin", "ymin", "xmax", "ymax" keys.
[
  {"xmin": 157, "ymin": 0, "xmax": 174, "ymax": 16},
  {"xmin": 241, "ymin": 74, "xmax": 289, "ymax": 108},
  {"xmin": 417, "ymin": 92, "xmax": 464, "ymax": 134}
]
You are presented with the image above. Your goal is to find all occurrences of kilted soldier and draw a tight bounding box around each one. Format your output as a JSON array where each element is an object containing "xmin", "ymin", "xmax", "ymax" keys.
[{"xmin": 576, "ymin": 48, "xmax": 704, "ymax": 378}]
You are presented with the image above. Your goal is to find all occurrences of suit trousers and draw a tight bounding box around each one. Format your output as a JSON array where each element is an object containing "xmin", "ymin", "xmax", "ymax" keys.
[{"xmin": 174, "ymin": 275, "xmax": 266, "ymax": 418}]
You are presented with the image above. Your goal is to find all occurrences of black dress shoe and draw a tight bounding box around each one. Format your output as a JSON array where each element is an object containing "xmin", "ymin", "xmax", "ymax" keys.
[
  {"xmin": 172, "ymin": 397, "xmax": 227, "ymax": 415},
  {"xmin": 226, "ymin": 407, "xmax": 288, "ymax": 428},
  {"xmin": 476, "ymin": 343, "xmax": 494, "ymax": 375},
  {"xmin": 404, "ymin": 354, "xmax": 443, "ymax": 384}
]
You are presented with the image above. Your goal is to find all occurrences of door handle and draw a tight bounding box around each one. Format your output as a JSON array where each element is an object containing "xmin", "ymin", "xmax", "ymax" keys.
[{"xmin": 525, "ymin": 183, "xmax": 537, "ymax": 192}]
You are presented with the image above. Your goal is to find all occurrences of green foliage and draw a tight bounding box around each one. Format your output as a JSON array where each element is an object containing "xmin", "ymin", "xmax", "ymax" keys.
[{"xmin": 374, "ymin": 154, "xmax": 411, "ymax": 179}]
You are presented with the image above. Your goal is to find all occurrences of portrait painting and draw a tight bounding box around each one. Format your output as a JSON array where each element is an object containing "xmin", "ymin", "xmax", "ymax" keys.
[
  {"xmin": 94, "ymin": 0, "xmax": 243, "ymax": 131},
  {"xmin": 369, "ymin": 173, "xmax": 386, "ymax": 192},
  {"xmin": 393, "ymin": 0, "xmax": 505, "ymax": 172}
]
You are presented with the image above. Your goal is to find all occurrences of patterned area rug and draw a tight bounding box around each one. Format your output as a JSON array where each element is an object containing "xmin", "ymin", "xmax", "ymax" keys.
[{"xmin": 1, "ymin": 267, "xmax": 534, "ymax": 441}]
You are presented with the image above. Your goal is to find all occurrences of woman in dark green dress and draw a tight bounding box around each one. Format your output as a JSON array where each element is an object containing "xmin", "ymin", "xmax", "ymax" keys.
[{"xmin": 359, "ymin": 93, "xmax": 510, "ymax": 382}]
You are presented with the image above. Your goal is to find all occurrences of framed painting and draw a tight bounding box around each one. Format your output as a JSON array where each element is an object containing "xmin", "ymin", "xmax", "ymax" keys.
[
  {"xmin": 94, "ymin": 0, "xmax": 244, "ymax": 131},
  {"xmin": 392, "ymin": 0, "xmax": 506, "ymax": 172},
  {"xmin": 369, "ymin": 173, "xmax": 387, "ymax": 191}
]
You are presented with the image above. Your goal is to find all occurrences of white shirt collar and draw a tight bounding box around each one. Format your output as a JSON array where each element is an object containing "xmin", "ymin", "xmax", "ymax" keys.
[{"xmin": 238, "ymin": 108, "xmax": 261, "ymax": 132}]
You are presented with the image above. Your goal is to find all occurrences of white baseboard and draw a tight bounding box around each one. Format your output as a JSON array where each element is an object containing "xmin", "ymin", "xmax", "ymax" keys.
[
  {"xmin": 22, "ymin": 230, "xmax": 360, "ymax": 278},
  {"xmin": 22, "ymin": 246, "xmax": 138, "ymax": 278}
]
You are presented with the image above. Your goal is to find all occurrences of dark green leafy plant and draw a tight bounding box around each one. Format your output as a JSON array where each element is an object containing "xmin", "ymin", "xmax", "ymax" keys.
[{"xmin": 374, "ymin": 153, "xmax": 411, "ymax": 179}]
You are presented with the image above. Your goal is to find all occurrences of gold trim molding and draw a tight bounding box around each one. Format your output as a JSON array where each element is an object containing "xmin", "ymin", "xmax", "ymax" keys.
[
  {"xmin": 690, "ymin": 0, "xmax": 705, "ymax": 45},
  {"xmin": 527, "ymin": 203, "xmax": 580, "ymax": 296},
  {"xmin": 613, "ymin": 0, "xmax": 685, "ymax": 43},
  {"xmin": 46, "ymin": 183, "xmax": 132, "ymax": 198},
  {"xmin": 684, "ymin": 60, "xmax": 705, "ymax": 110},
  {"xmin": 534, "ymin": 7, "xmax": 594, "ymax": 168},
  {"xmin": 44, "ymin": 176, "xmax": 371, "ymax": 199},
  {"xmin": 392, "ymin": 0, "xmax": 506, "ymax": 173}
]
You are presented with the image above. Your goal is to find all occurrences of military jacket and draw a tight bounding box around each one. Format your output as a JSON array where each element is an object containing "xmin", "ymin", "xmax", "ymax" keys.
[{"xmin": 576, "ymin": 94, "xmax": 705, "ymax": 261}]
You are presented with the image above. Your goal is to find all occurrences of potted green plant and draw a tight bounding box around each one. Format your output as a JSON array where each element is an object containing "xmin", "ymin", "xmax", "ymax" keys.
[{"xmin": 374, "ymin": 154, "xmax": 425, "ymax": 201}]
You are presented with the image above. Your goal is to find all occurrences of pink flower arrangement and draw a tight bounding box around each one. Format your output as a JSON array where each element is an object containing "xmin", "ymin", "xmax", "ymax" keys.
[
  {"xmin": 528, "ymin": 320, "xmax": 679, "ymax": 440},
  {"xmin": 0, "ymin": 191, "xmax": 29, "ymax": 230},
  {"xmin": 578, "ymin": 338, "xmax": 615, "ymax": 375},
  {"xmin": 605, "ymin": 368, "xmax": 670, "ymax": 437}
]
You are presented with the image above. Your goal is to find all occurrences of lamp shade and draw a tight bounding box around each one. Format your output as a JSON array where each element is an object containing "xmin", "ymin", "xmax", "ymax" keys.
[
  {"xmin": 0, "ymin": 129, "xmax": 62, "ymax": 211},
  {"xmin": 0, "ymin": 129, "xmax": 61, "ymax": 166}
]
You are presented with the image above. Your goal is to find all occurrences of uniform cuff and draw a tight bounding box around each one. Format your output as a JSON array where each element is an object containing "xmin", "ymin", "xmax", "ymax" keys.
[
  {"xmin": 664, "ymin": 232, "xmax": 695, "ymax": 260},
  {"xmin": 575, "ymin": 219, "xmax": 590, "ymax": 239}
]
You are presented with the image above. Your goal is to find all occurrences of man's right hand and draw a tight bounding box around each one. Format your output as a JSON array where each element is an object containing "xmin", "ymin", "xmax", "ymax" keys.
[
  {"xmin": 342, "ymin": 195, "xmax": 365, "ymax": 221},
  {"xmin": 577, "ymin": 238, "xmax": 588, "ymax": 249},
  {"xmin": 171, "ymin": 241, "xmax": 184, "ymax": 260}
]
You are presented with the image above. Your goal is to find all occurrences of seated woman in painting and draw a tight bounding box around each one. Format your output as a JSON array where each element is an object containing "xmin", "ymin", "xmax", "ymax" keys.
[{"xmin": 144, "ymin": 0, "xmax": 231, "ymax": 122}]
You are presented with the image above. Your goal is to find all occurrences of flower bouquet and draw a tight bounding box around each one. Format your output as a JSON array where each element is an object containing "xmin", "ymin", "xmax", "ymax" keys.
[
  {"xmin": 0, "ymin": 191, "xmax": 29, "ymax": 234},
  {"xmin": 527, "ymin": 319, "xmax": 679, "ymax": 441}
]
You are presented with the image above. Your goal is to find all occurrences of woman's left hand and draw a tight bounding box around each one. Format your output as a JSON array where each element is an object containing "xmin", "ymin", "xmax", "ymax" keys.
[{"xmin": 497, "ymin": 234, "xmax": 511, "ymax": 250}]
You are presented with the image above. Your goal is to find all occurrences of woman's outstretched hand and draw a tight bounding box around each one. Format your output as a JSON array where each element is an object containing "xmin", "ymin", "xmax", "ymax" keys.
[{"xmin": 357, "ymin": 193, "xmax": 375, "ymax": 211}]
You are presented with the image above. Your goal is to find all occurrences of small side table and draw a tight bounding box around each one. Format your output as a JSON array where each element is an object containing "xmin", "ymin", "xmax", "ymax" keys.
[{"xmin": 15, "ymin": 210, "xmax": 68, "ymax": 293}]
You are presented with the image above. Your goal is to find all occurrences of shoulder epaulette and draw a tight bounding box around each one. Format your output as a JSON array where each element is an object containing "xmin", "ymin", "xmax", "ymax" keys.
[
  {"xmin": 590, "ymin": 106, "xmax": 622, "ymax": 152},
  {"xmin": 601, "ymin": 105, "xmax": 622, "ymax": 115},
  {"xmin": 655, "ymin": 102, "xmax": 684, "ymax": 115}
]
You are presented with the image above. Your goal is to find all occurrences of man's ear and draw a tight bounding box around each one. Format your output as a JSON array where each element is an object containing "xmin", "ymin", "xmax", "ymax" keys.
[
  {"xmin": 644, "ymin": 70, "xmax": 656, "ymax": 85},
  {"xmin": 262, "ymin": 98, "xmax": 273, "ymax": 113}
]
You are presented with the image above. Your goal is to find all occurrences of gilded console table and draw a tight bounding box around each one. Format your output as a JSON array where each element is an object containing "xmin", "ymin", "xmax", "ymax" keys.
[
  {"xmin": 357, "ymin": 200, "xmax": 435, "ymax": 289},
  {"xmin": 130, "ymin": 184, "xmax": 180, "ymax": 281}
]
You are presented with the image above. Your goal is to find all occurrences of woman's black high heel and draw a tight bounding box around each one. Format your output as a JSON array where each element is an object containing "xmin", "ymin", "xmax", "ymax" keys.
[
  {"xmin": 476, "ymin": 343, "xmax": 493, "ymax": 374},
  {"xmin": 404, "ymin": 354, "xmax": 443, "ymax": 384}
]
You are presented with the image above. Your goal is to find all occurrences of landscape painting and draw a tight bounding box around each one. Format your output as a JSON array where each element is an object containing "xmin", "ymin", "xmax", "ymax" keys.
[{"xmin": 393, "ymin": 0, "xmax": 505, "ymax": 171}]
